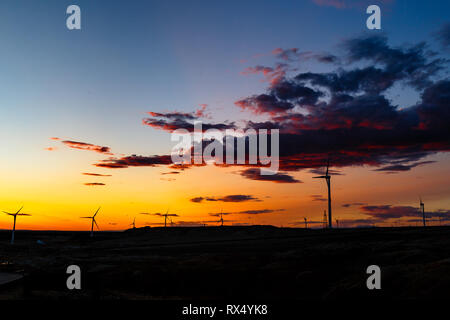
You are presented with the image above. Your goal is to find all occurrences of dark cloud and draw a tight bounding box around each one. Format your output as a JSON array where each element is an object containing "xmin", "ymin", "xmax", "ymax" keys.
[
  {"xmin": 143, "ymin": 111, "xmax": 236, "ymax": 132},
  {"xmin": 310, "ymin": 194, "xmax": 327, "ymax": 202},
  {"xmin": 83, "ymin": 182, "xmax": 105, "ymax": 186},
  {"xmin": 82, "ymin": 173, "xmax": 112, "ymax": 177},
  {"xmin": 92, "ymin": 34, "xmax": 449, "ymax": 176},
  {"xmin": 62, "ymin": 140, "xmax": 112, "ymax": 155},
  {"xmin": 240, "ymin": 168, "xmax": 301, "ymax": 183},
  {"xmin": 374, "ymin": 160, "xmax": 436, "ymax": 173},
  {"xmin": 235, "ymin": 94, "xmax": 295, "ymax": 115},
  {"xmin": 152, "ymin": 212, "xmax": 179, "ymax": 217},
  {"xmin": 434, "ymin": 23, "xmax": 450, "ymax": 48},
  {"xmin": 360, "ymin": 205, "xmax": 450, "ymax": 220},
  {"xmin": 309, "ymin": 168, "xmax": 344, "ymax": 176},
  {"xmin": 342, "ymin": 202, "xmax": 367, "ymax": 208},
  {"xmin": 209, "ymin": 209, "xmax": 285, "ymax": 216},
  {"xmin": 161, "ymin": 171, "xmax": 180, "ymax": 175},
  {"xmin": 95, "ymin": 155, "xmax": 172, "ymax": 169},
  {"xmin": 190, "ymin": 194, "xmax": 260, "ymax": 203},
  {"xmin": 238, "ymin": 209, "xmax": 285, "ymax": 215}
]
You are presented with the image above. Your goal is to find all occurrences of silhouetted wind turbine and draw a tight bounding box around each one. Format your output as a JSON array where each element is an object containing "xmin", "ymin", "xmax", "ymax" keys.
[
  {"xmin": 169, "ymin": 217, "xmax": 174, "ymax": 227},
  {"xmin": 162, "ymin": 209, "xmax": 170, "ymax": 227},
  {"xmin": 420, "ymin": 197, "xmax": 426, "ymax": 227},
  {"xmin": 336, "ymin": 219, "xmax": 339, "ymax": 228},
  {"xmin": 80, "ymin": 207, "xmax": 100, "ymax": 237},
  {"xmin": 304, "ymin": 217, "xmax": 308, "ymax": 229},
  {"xmin": 314, "ymin": 159, "xmax": 332, "ymax": 228},
  {"xmin": 219, "ymin": 209, "xmax": 224, "ymax": 227},
  {"xmin": 130, "ymin": 217, "xmax": 136, "ymax": 229},
  {"xmin": 3, "ymin": 206, "xmax": 31, "ymax": 244}
]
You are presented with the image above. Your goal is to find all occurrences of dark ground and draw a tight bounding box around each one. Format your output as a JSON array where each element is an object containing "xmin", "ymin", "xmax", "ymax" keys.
[{"xmin": 1, "ymin": 226, "xmax": 450, "ymax": 300}]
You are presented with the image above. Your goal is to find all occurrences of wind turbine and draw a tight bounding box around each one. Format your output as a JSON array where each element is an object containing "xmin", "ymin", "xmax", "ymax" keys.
[
  {"xmin": 420, "ymin": 198, "xmax": 426, "ymax": 227},
  {"xmin": 80, "ymin": 207, "xmax": 100, "ymax": 237},
  {"xmin": 336, "ymin": 219, "xmax": 339, "ymax": 228},
  {"xmin": 3, "ymin": 206, "xmax": 31, "ymax": 244},
  {"xmin": 314, "ymin": 159, "xmax": 332, "ymax": 228},
  {"xmin": 169, "ymin": 217, "xmax": 174, "ymax": 227},
  {"xmin": 162, "ymin": 209, "xmax": 170, "ymax": 227},
  {"xmin": 219, "ymin": 209, "xmax": 224, "ymax": 227},
  {"xmin": 130, "ymin": 217, "xmax": 136, "ymax": 229},
  {"xmin": 304, "ymin": 217, "xmax": 308, "ymax": 229}
]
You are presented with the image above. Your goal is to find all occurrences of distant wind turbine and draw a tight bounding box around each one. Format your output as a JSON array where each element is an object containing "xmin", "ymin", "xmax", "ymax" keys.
[
  {"xmin": 80, "ymin": 207, "xmax": 100, "ymax": 237},
  {"xmin": 314, "ymin": 159, "xmax": 332, "ymax": 228},
  {"xmin": 3, "ymin": 206, "xmax": 31, "ymax": 244},
  {"xmin": 336, "ymin": 219, "xmax": 339, "ymax": 228},
  {"xmin": 130, "ymin": 217, "xmax": 136, "ymax": 229},
  {"xmin": 420, "ymin": 197, "xmax": 426, "ymax": 227},
  {"xmin": 162, "ymin": 209, "xmax": 170, "ymax": 227},
  {"xmin": 219, "ymin": 209, "xmax": 224, "ymax": 227},
  {"xmin": 304, "ymin": 217, "xmax": 308, "ymax": 229}
]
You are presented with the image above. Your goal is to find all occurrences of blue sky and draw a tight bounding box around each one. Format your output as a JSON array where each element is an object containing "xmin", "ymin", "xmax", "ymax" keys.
[{"xmin": 0, "ymin": 0, "xmax": 448, "ymax": 160}]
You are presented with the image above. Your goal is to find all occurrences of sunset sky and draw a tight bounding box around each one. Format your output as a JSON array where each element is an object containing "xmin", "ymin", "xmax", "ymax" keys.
[{"xmin": 1, "ymin": 0, "xmax": 449, "ymax": 231}]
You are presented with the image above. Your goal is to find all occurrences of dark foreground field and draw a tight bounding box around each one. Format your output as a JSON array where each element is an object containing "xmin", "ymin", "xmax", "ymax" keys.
[{"xmin": 1, "ymin": 226, "xmax": 450, "ymax": 300}]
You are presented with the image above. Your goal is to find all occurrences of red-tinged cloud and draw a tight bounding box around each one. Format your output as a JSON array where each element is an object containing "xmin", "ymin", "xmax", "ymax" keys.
[
  {"xmin": 91, "ymin": 34, "xmax": 448, "ymax": 179},
  {"xmin": 84, "ymin": 182, "xmax": 106, "ymax": 186},
  {"xmin": 190, "ymin": 194, "xmax": 261, "ymax": 203},
  {"xmin": 240, "ymin": 168, "xmax": 301, "ymax": 183},
  {"xmin": 61, "ymin": 140, "xmax": 113, "ymax": 155},
  {"xmin": 45, "ymin": 147, "xmax": 57, "ymax": 151},
  {"xmin": 241, "ymin": 63, "xmax": 288, "ymax": 86}
]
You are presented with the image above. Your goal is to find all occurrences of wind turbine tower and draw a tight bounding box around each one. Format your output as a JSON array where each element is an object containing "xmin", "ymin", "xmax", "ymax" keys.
[
  {"xmin": 80, "ymin": 207, "xmax": 100, "ymax": 237},
  {"xmin": 130, "ymin": 217, "xmax": 136, "ymax": 229},
  {"xmin": 3, "ymin": 206, "xmax": 31, "ymax": 244},
  {"xmin": 322, "ymin": 210, "xmax": 327, "ymax": 229},
  {"xmin": 420, "ymin": 198, "xmax": 426, "ymax": 227},
  {"xmin": 314, "ymin": 159, "xmax": 332, "ymax": 228},
  {"xmin": 304, "ymin": 217, "xmax": 308, "ymax": 229},
  {"xmin": 219, "ymin": 209, "xmax": 224, "ymax": 227},
  {"xmin": 163, "ymin": 209, "xmax": 170, "ymax": 227}
]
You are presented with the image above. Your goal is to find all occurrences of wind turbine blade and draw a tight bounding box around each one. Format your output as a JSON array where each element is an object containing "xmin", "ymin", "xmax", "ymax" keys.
[
  {"xmin": 16, "ymin": 206, "xmax": 24, "ymax": 214},
  {"xmin": 80, "ymin": 216, "xmax": 92, "ymax": 219},
  {"xmin": 94, "ymin": 207, "xmax": 101, "ymax": 217},
  {"xmin": 4, "ymin": 212, "xmax": 14, "ymax": 216},
  {"xmin": 326, "ymin": 159, "xmax": 329, "ymax": 176},
  {"xmin": 17, "ymin": 213, "xmax": 31, "ymax": 216},
  {"xmin": 94, "ymin": 219, "xmax": 99, "ymax": 230},
  {"xmin": 313, "ymin": 176, "xmax": 326, "ymax": 179}
]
